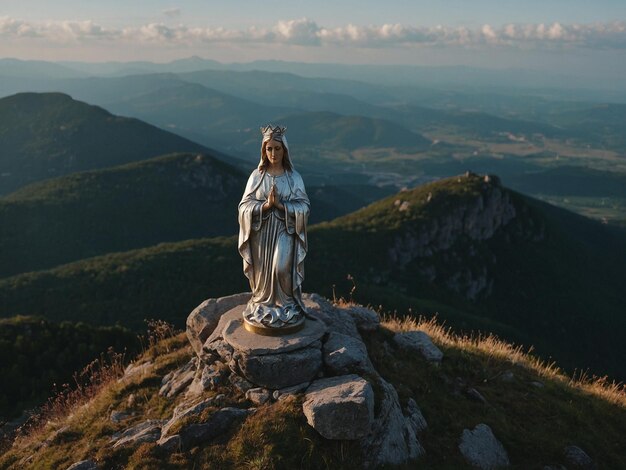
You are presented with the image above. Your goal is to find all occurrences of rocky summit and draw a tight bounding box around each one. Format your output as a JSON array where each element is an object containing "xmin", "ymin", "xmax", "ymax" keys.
[{"xmin": 1, "ymin": 292, "xmax": 622, "ymax": 469}]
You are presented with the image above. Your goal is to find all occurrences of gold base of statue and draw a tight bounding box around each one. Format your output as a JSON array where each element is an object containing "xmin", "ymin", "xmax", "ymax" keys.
[{"xmin": 243, "ymin": 316, "xmax": 306, "ymax": 336}]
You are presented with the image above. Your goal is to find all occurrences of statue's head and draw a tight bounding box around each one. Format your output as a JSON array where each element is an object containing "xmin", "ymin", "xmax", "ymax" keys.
[{"xmin": 259, "ymin": 125, "xmax": 293, "ymax": 172}]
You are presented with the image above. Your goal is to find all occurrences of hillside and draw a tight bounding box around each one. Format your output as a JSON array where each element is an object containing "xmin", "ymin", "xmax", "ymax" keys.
[
  {"xmin": 0, "ymin": 152, "xmax": 393, "ymax": 278},
  {"xmin": 1, "ymin": 174, "xmax": 625, "ymax": 380},
  {"xmin": 0, "ymin": 153, "xmax": 245, "ymax": 277},
  {"xmin": 0, "ymin": 316, "xmax": 138, "ymax": 420},
  {"xmin": 0, "ymin": 297, "xmax": 623, "ymax": 469},
  {"xmin": 0, "ymin": 92, "xmax": 207, "ymax": 194}
]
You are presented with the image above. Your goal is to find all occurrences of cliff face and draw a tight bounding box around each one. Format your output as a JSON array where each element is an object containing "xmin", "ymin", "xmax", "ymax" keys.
[{"xmin": 387, "ymin": 175, "xmax": 544, "ymax": 301}]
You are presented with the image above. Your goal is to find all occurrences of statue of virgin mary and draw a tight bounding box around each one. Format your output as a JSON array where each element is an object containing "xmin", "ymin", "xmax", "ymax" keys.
[{"xmin": 237, "ymin": 125, "xmax": 310, "ymax": 335}]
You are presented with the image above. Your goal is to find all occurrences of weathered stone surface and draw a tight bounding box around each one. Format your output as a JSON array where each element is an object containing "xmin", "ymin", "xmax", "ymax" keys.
[
  {"xmin": 111, "ymin": 419, "xmax": 166, "ymax": 448},
  {"xmin": 157, "ymin": 434, "xmax": 181, "ymax": 452},
  {"xmin": 229, "ymin": 374, "xmax": 254, "ymax": 393},
  {"xmin": 303, "ymin": 294, "xmax": 361, "ymax": 339},
  {"xmin": 177, "ymin": 407, "xmax": 251, "ymax": 451},
  {"xmin": 204, "ymin": 339, "xmax": 234, "ymax": 363},
  {"xmin": 344, "ymin": 305, "xmax": 380, "ymax": 332},
  {"xmin": 245, "ymin": 388, "xmax": 271, "ymax": 405},
  {"xmin": 187, "ymin": 293, "xmax": 251, "ymax": 357},
  {"xmin": 204, "ymin": 306, "xmax": 243, "ymax": 347},
  {"xmin": 66, "ymin": 460, "xmax": 97, "ymax": 470},
  {"xmin": 122, "ymin": 360, "xmax": 153, "ymax": 380},
  {"xmin": 564, "ymin": 445, "xmax": 597, "ymax": 469},
  {"xmin": 323, "ymin": 332, "xmax": 374, "ymax": 375},
  {"xmin": 361, "ymin": 378, "xmax": 424, "ymax": 466},
  {"xmin": 186, "ymin": 364, "xmax": 226, "ymax": 398},
  {"xmin": 110, "ymin": 410, "xmax": 131, "ymax": 423},
  {"xmin": 303, "ymin": 375, "xmax": 374, "ymax": 440},
  {"xmin": 159, "ymin": 358, "xmax": 197, "ymax": 398},
  {"xmin": 406, "ymin": 398, "xmax": 427, "ymax": 434},
  {"xmin": 223, "ymin": 317, "xmax": 326, "ymax": 356},
  {"xmin": 272, "ymin": 382, "xmax": 310, "ymax": 401},
  {"xmin": 237, "ymin": 345, "xmax": 322, "ymax": 389},
  {"xmin": 394, "ymin": 331, "xmax": 444, "ymax": 363},
  {"xmin": 466, "ymin": 387, "xmax": 488, "ymax": 404},
  {"xmin": 161, "ymin": 398, "xmax": 214, "ymax": 437},
  {"xmin": 459, "ymin": 424, "xmax": 510, "ymax": 469}
]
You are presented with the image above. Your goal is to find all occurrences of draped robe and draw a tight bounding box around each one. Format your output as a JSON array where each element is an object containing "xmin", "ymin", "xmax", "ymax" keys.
[{"xmin": 238, "ymin": 169, "xmax": 309, "ymax": 327}]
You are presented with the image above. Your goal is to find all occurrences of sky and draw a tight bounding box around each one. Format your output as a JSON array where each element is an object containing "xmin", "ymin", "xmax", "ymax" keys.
[{"xmin": 1, "ymin": 0, "xmax": 625, "ymax": 73}]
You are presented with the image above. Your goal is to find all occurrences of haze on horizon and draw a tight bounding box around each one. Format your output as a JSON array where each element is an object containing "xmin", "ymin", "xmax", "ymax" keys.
[{"xmin": 1, "ymin": 0, "xmax": 626, "ymax": 79}]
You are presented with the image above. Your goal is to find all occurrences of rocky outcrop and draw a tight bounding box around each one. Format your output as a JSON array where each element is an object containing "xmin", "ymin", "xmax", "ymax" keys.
[
  {"xmin": 386, "ymin": 177, "xmax": 544, "ymax": 301},
  {"xmin": 186, "ymin": 293, "xmax": 251, "ymax": 357},
  {"xmin": 183, "ymin": 292, "xmax": 432, "ymax": 467},
  {"xmin": 303, "ymin": 375, "xmax": 374, "ymax": 440},
  {"xmin": 394, "ymin": 330, "xmax": 444, "ymax": 363},
  {"xmin": 110, "ymin": 420, "xmax": 166, "ymax": 449},
  {"xmin": 459, "ymin": 423, "xmax": 510, "ymax": 469}
]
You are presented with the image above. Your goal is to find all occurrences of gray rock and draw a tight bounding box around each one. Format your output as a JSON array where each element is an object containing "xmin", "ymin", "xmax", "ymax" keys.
[
  {"xmin": 303, "ymin": 375, "xmax": 374, "ymax": 440},
  {"xmin": 186, "ymin": 293, "xmax": 251, "ymax": 357},
  {"xmin": 110, "ymin": 410, "xmax": 131, "ymax": 423},
  {"xmin": 303, "ymin": 294, "xmax": 361, "ymax": 339},
  {"xmin": 459, "ymin": 424, "xmax": 510, "ymax": 469},
  {"xmin": 564, "ymin": 445, "xmax": 597, "ymax": 469},
  {"xmin": 186, "ymin": 364, "xmax": 225, "ymax": 397},
  {"xmin": 530, "ymin": 381, "xmax": 545, "ymax": 388},
  {"xmin": 66, "ymin": 460, "xmax": 97, "ymax": 470},
  {"xmin": 122, "ymin": 360, "xmax": 153, "ymax": 380},
  {"xmin": 272, "ymin": 382, "xmax": 310, "ymax": 400},
  {"xmin": 344, "ymin": 306, "xmax": 380, "ymax": 332},
  {"xmin": 361, "ymin": 378, "xmax": 425, "ymax": 466},
  {"xmin": 246, "ymin": 388, "xmax": 271, "ymax": 405},
  {"xmin": 394, "ymin": 331, "xmax": 444, "ymax": 363},
  {"xmin": 237, "ymin": 345, "xmax": 323, "ymax": 389},
  {"xmin": 323, "ymin": 332, "xmax": 374, "ymax": 375},
  {"xmin": 177, "ymin": 407, "xmax": 251, "ymax": 451},
  {"xmin": 204, "ymin": 306, "xmax": 243, "ymax": 347},
  {"xmin": 204, "ymin": 339, "xmax": 234, "ymax": 363},
  {"xmin": 159, "ymin": 358, "xmax": 197, "ymax": 398},
  {"xmin": 223, "ymin": 317, "xmax": 326, "ymax": 356},
  {"xmin": 157, "ymin": 434, "xmax": 181, "ymax": 452},
  {"xmin": 229, "ymin": 374, "xmax": 254, "ymax": 393},
  {"xmin": 161, "ymin": 398, "xmax": 214, "ymax": 437},
  {"xmin": 406, "ymin": 398, "xmax": 427, "ymax": 434},
  {"xmin": 111, "ymin": 419, "xmax": 166, "ymax": 448}
]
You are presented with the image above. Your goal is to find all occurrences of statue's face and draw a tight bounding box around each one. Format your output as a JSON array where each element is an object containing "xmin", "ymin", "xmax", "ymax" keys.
[{"xmin": 265, "ymin": 139, "xmax": 284, "ymax": 167}]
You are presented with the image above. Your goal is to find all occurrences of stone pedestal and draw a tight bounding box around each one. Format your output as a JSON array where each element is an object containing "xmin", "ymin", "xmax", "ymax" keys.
[{"xmin": 205, "ymin": 305, "xmax": 327, "ymax": 389}]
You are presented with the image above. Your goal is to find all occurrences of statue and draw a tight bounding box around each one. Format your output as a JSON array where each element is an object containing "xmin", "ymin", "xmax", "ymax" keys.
[{"xmin": 238, "ymin": 125, "xmax": 310, "ymax": 335}]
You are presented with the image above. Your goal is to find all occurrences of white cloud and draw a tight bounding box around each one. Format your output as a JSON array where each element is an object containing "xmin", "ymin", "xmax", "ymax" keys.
[
  {"xmin": 162, "ymin": 8, "xmax": 181, "ymax": 19},
  {"xmin": 1, "ymin": 16, "xmax": 626, "ymax": 50}
]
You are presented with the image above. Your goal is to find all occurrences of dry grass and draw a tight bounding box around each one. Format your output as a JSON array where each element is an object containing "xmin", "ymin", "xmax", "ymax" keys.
[{"xmin": 383, "ymin": 314, "xmax": 626, "ymax": 408}]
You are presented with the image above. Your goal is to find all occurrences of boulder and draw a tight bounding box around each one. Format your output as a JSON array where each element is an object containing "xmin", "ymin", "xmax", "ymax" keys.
[
  {"xmin": 110, "ymin": 419, "xmax": 166, "ymax": 448},
  {"xmin": 361, "ymin": 378, "xmax": 425, "ymax": 466},
  {"xmin": 161, "ymin": 398, "xmax": 214, "ymax": 437},
  {"xmin": 159, "ymin": 358, "xmax": 197, "ymax": 398},
  {"xmin": 303, "ymin": 294, "xmax": 361, "ymax": 339},
  {"xmin": 406, "ymin": 398, "xmax": 428, "ymax": 434},
  {"xmin": 236, "ymin": 344, "xmax": 323, "ymax": 389},
  {"xmin": 176, "ymin": 407, "xmax": 251, "ymax": 451},
  {"xmin": 302, "ymin": 375, "xmax": 374, "ymax": 440},
  {"xmin": 323, "ymin": 332, "xmax": 374, "ymax": 375},
  {"xmin": 66, "ymin": 460, "xmax": 98, "ymax": 470},
  {"xmin": 564, "ymin": 445, "xmax": 597, "ymax": 470},
  {"xmin": 245, "ymin": 388, "xmax": 271, "ymax": 405},
  {"xmin": 186, "ymin": 293, "xmax": 251, "ymax": 357},
  {"xmin": 186, "ymin": 364, "xmax": 225, "ymax": 397},
  {"xmin": 157, "ymin": 434, "xmax": 181, "ymax": 452},
  {"xmin": 394, "ymin": 331, "xmax": 444, "ymax": 363},
  {"xmin": 344, "ymin": 305, "xmax": 380, "ymax": 332},
  {"xmin": 272, "ymin": 382, "xmax": 310, "ymax": 401},
  {"xmin": 459, "ymin": 424, "xmax": 510, "ymax": 469}
]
